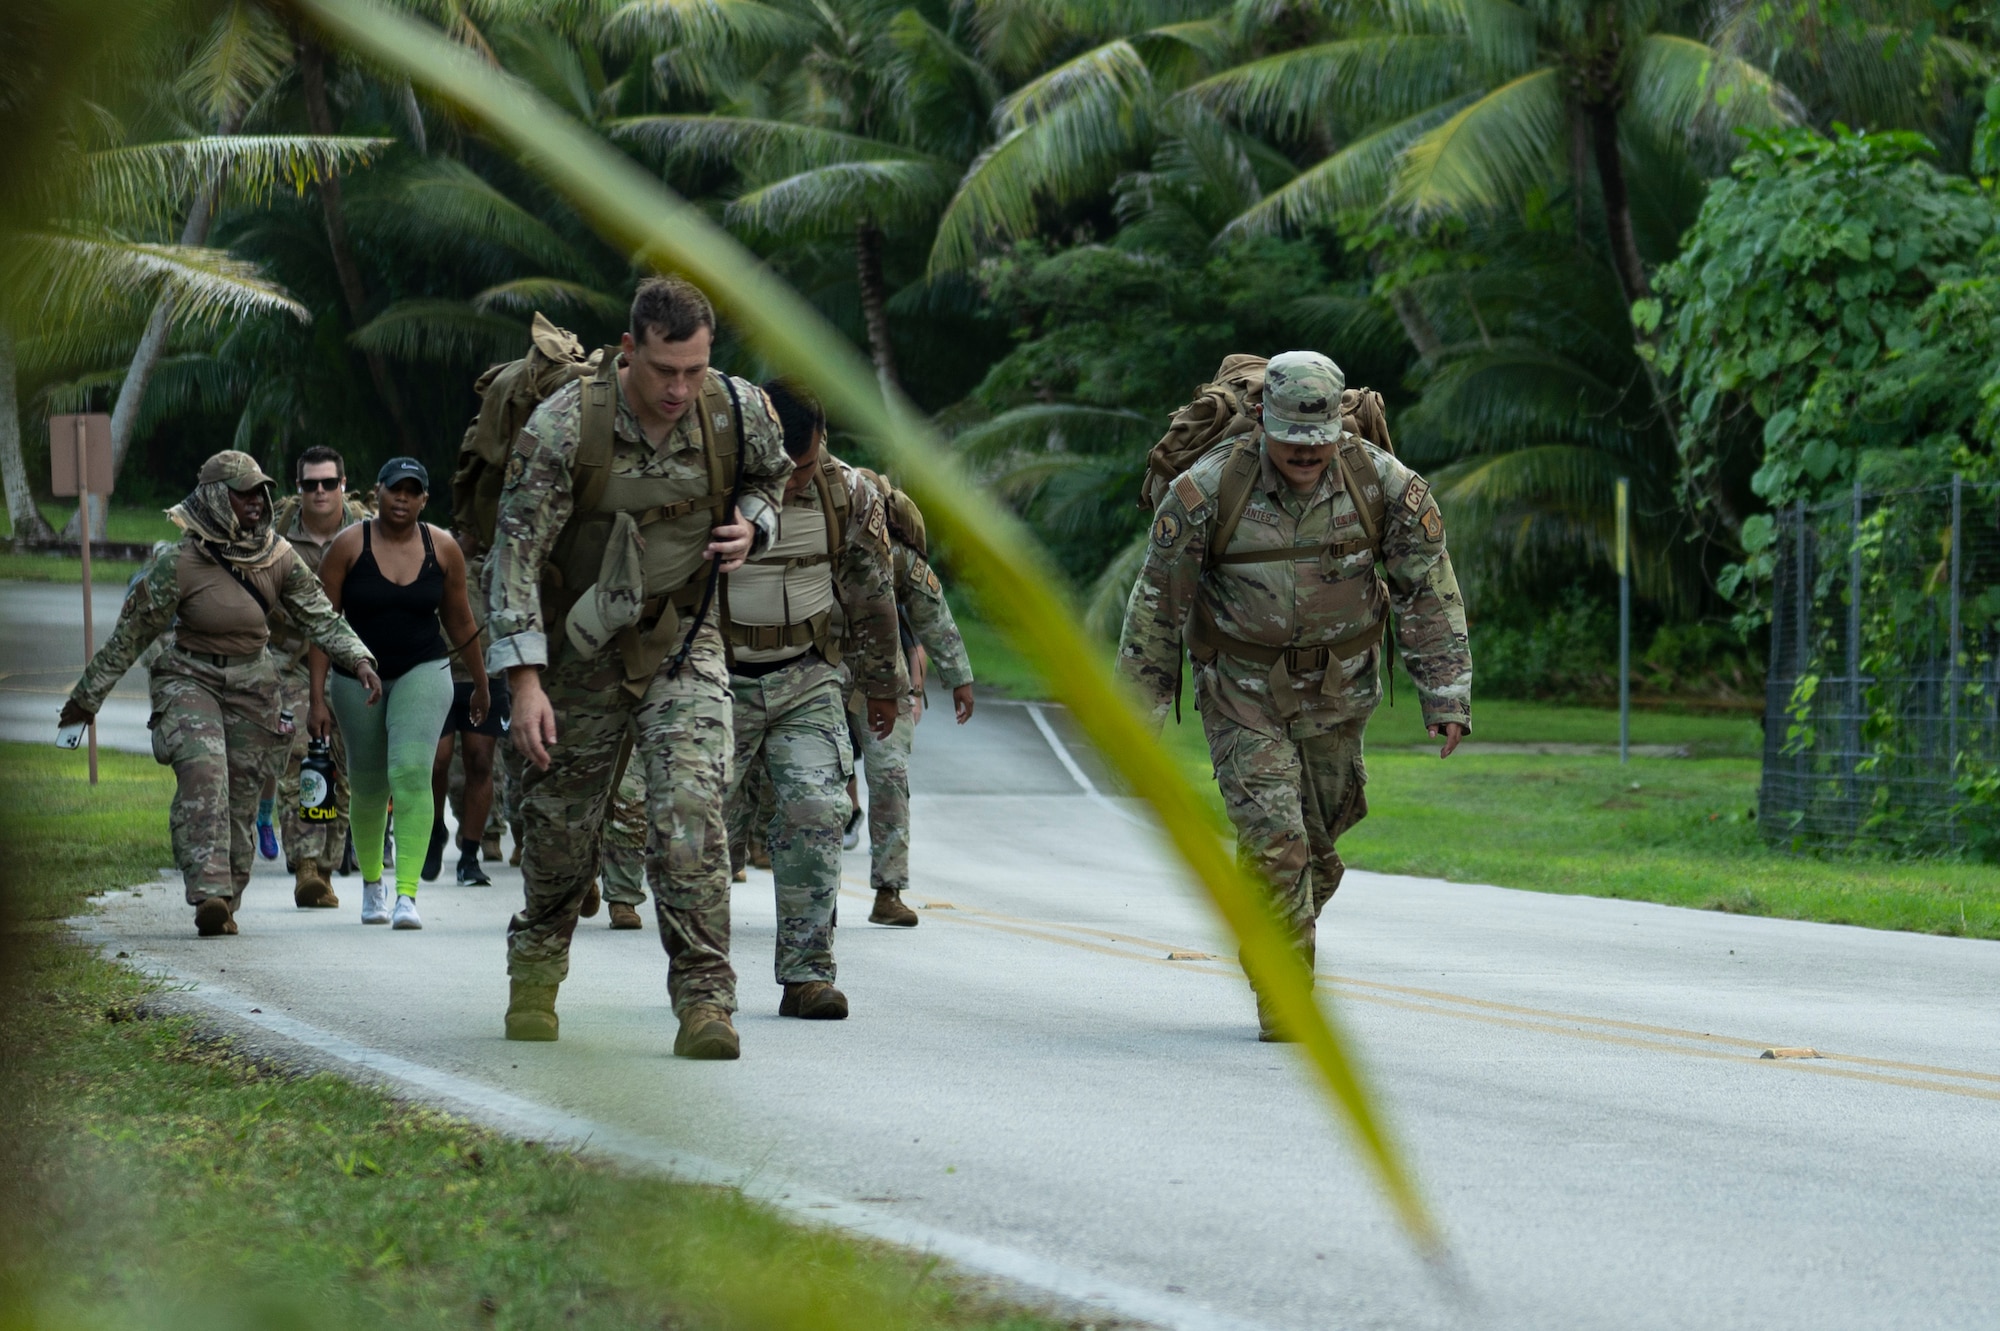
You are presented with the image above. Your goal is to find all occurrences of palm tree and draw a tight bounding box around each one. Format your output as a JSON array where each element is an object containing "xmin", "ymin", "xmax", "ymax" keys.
[
  {"xmin": 1192, "ymin": 2, "xmax": 1796, "ymax": 304},
  {"xmin": 606, "ymin": 0, "xmax": 1001, "ymax": 389}
]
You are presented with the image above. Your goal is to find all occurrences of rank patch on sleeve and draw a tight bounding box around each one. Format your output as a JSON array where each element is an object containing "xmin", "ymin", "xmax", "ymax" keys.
[
  {"xmin": 1421, "ymin": 507, "xmax": 1444, "ymax": 542},
  {"xmin": 1403, "ymin": 477, "xmax": 1431, "ymax": 515},
  {"xmin": 1152, "ymin": 511, "xmax": 1184, "ymax": 549},
  {"xmin": 1172, "ymin": 474, "xmax": 1206, "ymax": 513}
]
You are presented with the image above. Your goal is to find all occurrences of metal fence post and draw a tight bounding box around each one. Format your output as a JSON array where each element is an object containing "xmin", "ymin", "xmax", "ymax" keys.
[
  {"xmin": 1846, "ymin": 482, "xmax": 1865, "ymax": 836},
  {"xmin": 1795, "ymin": 498, "xmax": 1811, "ymax": 812},
  {"xmin": 1948, "ymin": 474, "xmax": 1963, "ymax": 846}
]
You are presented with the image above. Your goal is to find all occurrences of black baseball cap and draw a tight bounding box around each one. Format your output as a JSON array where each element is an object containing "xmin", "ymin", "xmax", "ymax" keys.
[{"xmin": 376, "ymin": 457, "xmax": 430, "ymax": 491}]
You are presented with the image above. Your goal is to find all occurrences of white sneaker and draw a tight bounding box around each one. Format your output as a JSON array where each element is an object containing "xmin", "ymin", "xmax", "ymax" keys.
[
  {"xmin": 391, "ymin": 894, "xmax": 422, "ymax": 930},
  {"xmin": 360, "ymin": 880, "xmax": 390, "ymax": 925}
]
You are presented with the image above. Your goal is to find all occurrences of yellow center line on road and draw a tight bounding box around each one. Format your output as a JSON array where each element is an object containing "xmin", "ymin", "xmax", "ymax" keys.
[{"xmin": 838, "ymin": 882, "xmax": 2000, "ymax": 1103}]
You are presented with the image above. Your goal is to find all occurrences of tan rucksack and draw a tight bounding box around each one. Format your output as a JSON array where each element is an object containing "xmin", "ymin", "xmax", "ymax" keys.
[
  {"xmin": 451, "ymin": 314, "xmax": 603, "ymax": 551},
  {"xmin": 857, "ymin": 467, "xmax": 928, "ymax": 558},
  {"xmin": 1138, "ymin": 353, "xmax": 1401, "ymax": 565}
]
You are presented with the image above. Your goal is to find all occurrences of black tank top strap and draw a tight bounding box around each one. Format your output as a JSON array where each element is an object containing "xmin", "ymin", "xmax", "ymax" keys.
[{"xmin": 340, "ymin": 519, "xmax": 449, "ymax": 681}]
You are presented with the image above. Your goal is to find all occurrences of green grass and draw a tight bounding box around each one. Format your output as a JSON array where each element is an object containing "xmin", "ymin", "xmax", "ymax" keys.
[
  {"xmin": 2, "ymin": 501, "xmax": 178, "ymax": 544},
  {"xmin": 1154, "ymin": 722, "xmax": 2000, "ymax": 939},
  {"xmin": 949, "ymin": 610, "xmax": 1995, "ymax": 938},
  {"xmin": 0, "ymin": 553, "xmax": 145, "ymax": 583},
  {"xmin": 0, "ymin": 744, "xmax": 1071, "ymax": 1331}
]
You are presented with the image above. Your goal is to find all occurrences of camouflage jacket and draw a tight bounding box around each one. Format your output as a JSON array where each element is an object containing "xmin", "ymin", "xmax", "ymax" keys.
[
  {"xmin": 485, "ymin": 365, "xmax": 790, "ymax": 672},
  {"xmin": 724, "ymin": 454, "xmax": 908, "ymax": 700},
  {"xmin": 266, "ymin": 492, "xmax": 371, "ymax": 668},
  {"xmin": 1117, "ymin": 433, "xmax": 1471, "ymax": 739},
  {"xmin": 892, "ymin": 543, "xmax": 972, "ymax": 689},
  {"xmin": 71, "ymin": 537, "xmax": 374, "ymax": 714}
]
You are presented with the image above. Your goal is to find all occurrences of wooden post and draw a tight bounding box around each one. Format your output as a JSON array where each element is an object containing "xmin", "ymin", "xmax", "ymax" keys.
[{"xmin": 76, "ymin": 417, "xmax": 97, "ymax": 785}]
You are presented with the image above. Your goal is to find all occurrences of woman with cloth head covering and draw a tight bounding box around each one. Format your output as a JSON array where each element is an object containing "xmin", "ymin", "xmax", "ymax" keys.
[{"xmin": 61, "ymin": 450, "xmax": 382, "ymax": 937}]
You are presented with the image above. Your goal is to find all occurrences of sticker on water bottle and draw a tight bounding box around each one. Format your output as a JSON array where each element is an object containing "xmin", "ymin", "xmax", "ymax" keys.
[{"xmin": 299, "ymin": 769, "xmax": 329, "ymax": 809}]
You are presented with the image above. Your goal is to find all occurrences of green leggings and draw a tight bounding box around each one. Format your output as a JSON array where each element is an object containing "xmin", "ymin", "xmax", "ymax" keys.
[{"xmin": 329, "ymin": 657, "xmax": 455, "ymax": 896}]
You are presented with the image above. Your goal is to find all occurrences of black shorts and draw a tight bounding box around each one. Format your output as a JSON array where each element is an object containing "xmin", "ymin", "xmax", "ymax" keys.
[{"xmin": 441, "ymin": 678, "xmax": 511, "ymax": 738}]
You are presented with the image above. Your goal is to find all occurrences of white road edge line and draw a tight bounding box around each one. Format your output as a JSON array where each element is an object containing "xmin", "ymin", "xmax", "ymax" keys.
[
  {"xmin": 1025, "ymin": 701, "xmax": 1148, "ymax": 828},
  {"xmin": 100, "ymin": 940, "xmax": 1277, "ymax": 1331}
]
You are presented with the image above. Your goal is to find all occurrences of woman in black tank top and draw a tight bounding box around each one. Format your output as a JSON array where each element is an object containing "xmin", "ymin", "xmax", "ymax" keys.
[{"xmin": 309, "ymin": 457, "xmax": 489, "ymax": 929}]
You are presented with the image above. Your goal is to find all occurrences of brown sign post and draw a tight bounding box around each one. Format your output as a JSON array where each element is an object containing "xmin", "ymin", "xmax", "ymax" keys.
[{"xmin": 50, "ymin": 413, "xmax": 113, "ymax": 785}]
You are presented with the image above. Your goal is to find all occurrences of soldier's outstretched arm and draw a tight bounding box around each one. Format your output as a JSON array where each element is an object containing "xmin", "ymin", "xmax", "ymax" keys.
[
  {"xmin": 838, "ymin": 473, "xmax": 910, "ymax": 739},
  {"xmin": 62, "ymin": 542, "xmax": 180, "ymax": 721},
  {"xmin": 1372, "ymin": 450, "xmax": 1473, "ymax": 745},
  {"xmin": 278, "ymin": 549, "xmax": 378, "ymax": 688},
  {"xmin": 1116, "ymin": 489, "xmax": 1206, "ymax": 730},
  {"xmin": 486, "ymin": 397, "xmax": 577, "ymax": 770}
]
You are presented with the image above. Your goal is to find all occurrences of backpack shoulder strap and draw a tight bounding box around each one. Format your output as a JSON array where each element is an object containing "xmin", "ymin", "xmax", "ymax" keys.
[
  {"xmin": 572, "ymin": 350, "xmax": 621, "ymax": 514},
  {"xmin": 816, "ymin": 453, "xmax": 847, "ymax": 556},
  {"xmin": 1333, "ymin": 434, "xmax": 1388, "ymax": 552},
  {"xmin": 699, "ymin": 372, "xmax": 742, "ymax": 514},
  {"xmin": 1205, "ymin": 436, "xmax": 1263, "ymax": 570}
]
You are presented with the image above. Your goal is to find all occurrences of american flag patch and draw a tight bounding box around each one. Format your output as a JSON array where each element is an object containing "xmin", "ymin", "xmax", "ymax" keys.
[{"xmin": 1173, "ymin": 474, "xmax": 1206, "ymax": 512}]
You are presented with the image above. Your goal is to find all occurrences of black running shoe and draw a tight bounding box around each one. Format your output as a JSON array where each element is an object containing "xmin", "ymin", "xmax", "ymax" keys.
[
  {"xmin": 456, "ymin": 842, "xmax": 492, "ymax": 886},
  {"xmin": 421, "ymin": 819, "xmax": 448, "ymax": 882}
]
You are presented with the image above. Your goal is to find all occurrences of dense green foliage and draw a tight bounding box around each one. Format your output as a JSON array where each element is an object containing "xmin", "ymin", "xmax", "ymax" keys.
[
  {"xmin": 6, "ymin": 0, "xmax": 2000, "ymax": 702},
  {"xmin": 1651, "ymin": 126, "xmax": 2000, "ymax": 605}
]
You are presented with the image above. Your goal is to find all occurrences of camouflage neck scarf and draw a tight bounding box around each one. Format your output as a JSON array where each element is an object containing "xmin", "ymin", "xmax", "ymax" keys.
[{"xmin": 167, "ymin": 480, "xmax": 283, "ymax": 571}]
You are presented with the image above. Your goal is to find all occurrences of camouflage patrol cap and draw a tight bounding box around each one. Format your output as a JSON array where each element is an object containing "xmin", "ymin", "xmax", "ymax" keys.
[
  {"xmin": 197, "ymin": 450, "xmax": 276, "ymax": 492},
  {"xmin": 1261, "ymin": 351, "xmax": 1347, "ymax": 447}
]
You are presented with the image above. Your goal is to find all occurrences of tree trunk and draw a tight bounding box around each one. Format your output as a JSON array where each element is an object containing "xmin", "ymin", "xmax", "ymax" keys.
[
  {"xmin": 1387, "ymin": 287, "xmax": 1441, "ymax": 359},
  {"xmin": 0, "ymin": 319, "xmax": 58, "ymax": 545},
  {"xmin": 64, "ymin": 114, "xmax": 247, "ymax": 540},
  {"xmin": 1586, "ymin": 104, "xmax": 1648, "ymax": 308},
  {"xmin": 854, "ymin": 221, "xmax": 901, "ymax": 393},
  {"xmin": 297, "ymin": 34, "xmax": 420, "ymax": 456}
]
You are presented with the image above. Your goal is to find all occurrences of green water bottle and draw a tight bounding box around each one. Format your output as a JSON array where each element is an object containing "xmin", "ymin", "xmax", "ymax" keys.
[{"xmin": 299, "ymin": 738, "xmax": 340, "ymax": 824}]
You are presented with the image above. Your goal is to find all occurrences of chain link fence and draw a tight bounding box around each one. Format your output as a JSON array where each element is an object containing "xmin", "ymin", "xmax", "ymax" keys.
[{"xmin": 1761, "ymin": 478, "xmax": 2000, "ymax": 857}]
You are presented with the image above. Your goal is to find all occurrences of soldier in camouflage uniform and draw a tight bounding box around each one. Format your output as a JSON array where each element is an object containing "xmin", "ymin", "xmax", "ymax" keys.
[
  {"xmin": 488, "ymin": 277, "xmax": 791, "ymax": 1058},
  {"xmin": 844, "ymin": 478, "xmax": 976, "ymax": 927},
  {"xmin": 1116, "ymin": 351, "xmax": 1471, "ymax": 1040},
  {"xmin": 721, "ymin": 383, "xmax": 905, "ymax": 1020},
  {"xmin": 599, "ymin": 761, "xmax": 651, "ymax": 928},
  {"xmin": 61, "ymin": 451, "xmax": 380, "ymax": 937},
  {"xmin": 266, "ymin": 446, "xmax": 371, "ymax": 907}
]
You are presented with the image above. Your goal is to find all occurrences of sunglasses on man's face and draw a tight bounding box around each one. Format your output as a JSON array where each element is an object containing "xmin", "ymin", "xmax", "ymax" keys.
[{"xmin": 298, "ymin": 477, "xmax": 343, "ymax": 493}]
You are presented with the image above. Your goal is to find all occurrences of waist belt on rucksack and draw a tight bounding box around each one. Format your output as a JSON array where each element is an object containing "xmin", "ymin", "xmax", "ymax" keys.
[{"xmin": 1186, "ymin": 599, "xmax": 1384, "ymax": 718}]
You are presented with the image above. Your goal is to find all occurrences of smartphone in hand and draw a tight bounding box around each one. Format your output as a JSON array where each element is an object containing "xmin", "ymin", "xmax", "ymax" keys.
[{"xmin": 58, "ymin": 721, "xmax": 87, "ymax": 750}]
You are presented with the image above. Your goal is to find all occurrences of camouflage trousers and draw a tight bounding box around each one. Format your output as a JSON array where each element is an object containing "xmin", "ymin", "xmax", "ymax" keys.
[
  {"xmin": 148, "ymin": 648, "xmax": 291, "ymax": 906},
  {"xmin": 1199, "ymin": 709, "xmax": 1369, "ymax": 949},
  {"xmin": 499, "ymin": 737, "xmax": 526, "ymax": 844},
  {"xmin": 276, "ymin": 659, "xmax": 349, "ymax": 869},
  {"xmin": 507, "ymin": 626, "xmax": 735, "ymax": 1015},
  {"xmin": 847, "ymin": 699, "xmax": 914, "ymax": 892},
  {"xmin": 601, "ymin": 761, "xmax": 649, "ymax": 907},
  {"xmin": 727, "ymin": 654, "xmax": 853, "ymax": 986}
]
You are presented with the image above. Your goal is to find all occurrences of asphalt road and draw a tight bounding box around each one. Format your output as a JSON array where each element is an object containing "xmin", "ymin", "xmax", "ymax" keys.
[{"xmin": 11, "ymin": 580, "xmax": 1998, "ymax": 1331}]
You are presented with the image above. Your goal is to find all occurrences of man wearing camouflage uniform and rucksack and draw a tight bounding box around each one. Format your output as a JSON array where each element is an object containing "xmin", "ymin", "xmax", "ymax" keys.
[
  {"xmin": 1117, "ymin": 350, "xmax": 1472, "ymax": 1042},
  {"xmin": 485, "ymin": 277, "xmax": 792, "ymax": 1059}
]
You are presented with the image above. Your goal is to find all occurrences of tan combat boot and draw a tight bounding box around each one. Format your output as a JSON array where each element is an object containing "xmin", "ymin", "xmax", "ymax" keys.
[
  {"xmin": 504, "ymin": 981, "xmax": 560, "ymax": 1042},
  {"xmin": 607, "ymin": 902, "xmax": 643, "ymax": 930},
  {"xmin": 673, "ymin": 1002, "xmax": 740, "ymax": 1060},
  {"xmin": 194, "ymin": 896, "xmax": 232, "ymax": 937},
  {"xmin": 778, "ymin": 981, "xmax": 849, "ymax": 1020},
  {"xmin": 293, "ymin": 859, "xmax": 340, "ymax": 909},
  {"xmin": 868, "ymin": 889, "xmax": 919, "ymax": 928}
]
